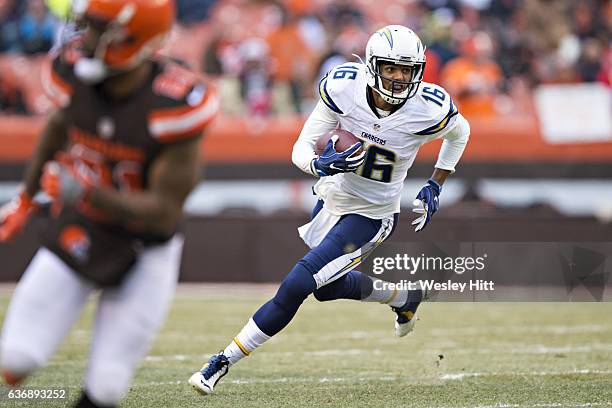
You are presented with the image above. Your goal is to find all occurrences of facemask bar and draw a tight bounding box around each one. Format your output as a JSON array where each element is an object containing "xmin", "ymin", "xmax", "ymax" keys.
[
  {"xmin": 73, "ymin": 3, "xmax": 136, "ymax": 84},
  {"xmin": 371, "ymin": 57, "xmax": 425, "ymax": 101}
]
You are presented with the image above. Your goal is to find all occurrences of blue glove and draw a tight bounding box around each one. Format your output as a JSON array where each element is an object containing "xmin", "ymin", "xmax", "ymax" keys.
[
  {"xmin": 311, "ymin": 135, "xmax": 365, "ymax": 177},
  {"xmin": 412, "ymin": 179, "xmax": 441, "ymax": 232}
]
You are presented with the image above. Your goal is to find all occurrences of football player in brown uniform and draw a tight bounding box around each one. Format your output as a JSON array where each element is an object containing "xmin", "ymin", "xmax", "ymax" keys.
[{"xmin": 0, "ymin": 0, "xmax": 218, "ymax": 406}]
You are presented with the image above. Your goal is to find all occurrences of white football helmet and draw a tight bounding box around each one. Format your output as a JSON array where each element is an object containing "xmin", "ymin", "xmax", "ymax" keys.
[{"xmin": 365, "ymin": 25, "xmax": 426, "ymax": 104}]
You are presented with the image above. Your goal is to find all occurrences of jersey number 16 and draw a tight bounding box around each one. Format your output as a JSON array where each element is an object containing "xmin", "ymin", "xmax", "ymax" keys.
[{"xmin": 359, "ymin": 145, "xmax": 395, "ymax": 183}]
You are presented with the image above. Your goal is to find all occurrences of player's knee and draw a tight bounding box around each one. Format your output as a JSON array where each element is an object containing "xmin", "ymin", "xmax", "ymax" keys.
[
  {"xmin": 0, "ymin": 346, "xmax": 39, "ymax": 384},
  {"xmin": 313, "ymin": 286, "xmax": 335, "ymax": 302},
  {"xmin": 274, "ymin": 260, "xmax": 317, "ymax": 307}
]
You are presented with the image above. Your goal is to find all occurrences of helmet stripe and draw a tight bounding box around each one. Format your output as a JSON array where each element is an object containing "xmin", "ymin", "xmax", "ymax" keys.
[{"xmin": 377, "ymin": 27, "xmax": 394, "ymax": 49}]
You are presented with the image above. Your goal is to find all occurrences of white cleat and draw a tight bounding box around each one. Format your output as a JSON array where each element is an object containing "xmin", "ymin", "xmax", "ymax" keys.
[
  {"xmin": 394, "ymin": 311, "xmax": 418, "ymax": 337},
  {"xmin": 391, "ymin": 285, "xmax": 429, "ymax": 337},
  {"xmin": 188, "ymin": 352, "xmax": 229, "ymax": 395}
]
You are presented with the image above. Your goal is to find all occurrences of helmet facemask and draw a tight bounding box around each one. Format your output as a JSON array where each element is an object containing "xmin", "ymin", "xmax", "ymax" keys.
[
  {"xmin": 368, "ymin": 56, "xmax": 425, "ymax": 105},
  {"xmin": 74, "ymin": 12, "xmax": 135, "ymax": 84},
  {"xmin": 74, "ymin": 20, "xmax": 117, "ymax": 83},
  {"xmin": 75, "ymin": 0, "xmax": 173, "ymax": 84}
]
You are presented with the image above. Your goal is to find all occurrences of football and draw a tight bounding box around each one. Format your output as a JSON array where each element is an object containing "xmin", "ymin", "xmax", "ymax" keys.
[{"xmin": 315, "ymin": 129, "xmax": 363, "ymax": 156}]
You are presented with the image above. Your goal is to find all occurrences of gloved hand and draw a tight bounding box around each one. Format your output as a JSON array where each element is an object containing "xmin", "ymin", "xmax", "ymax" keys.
[
  {"xmin": 311, "ymin": 135, "xmax": 365, "ymax": 177},
  {"xmin": 412, "ymin": 179, "xmax": 441, "ymax": 232},
  {"xmin": 41, "ymin": 154, "xmax": 92, "ymax": 207},
  {"xmin": 0, "ymin": 191, "xmax": 37, "ymax": 242}
]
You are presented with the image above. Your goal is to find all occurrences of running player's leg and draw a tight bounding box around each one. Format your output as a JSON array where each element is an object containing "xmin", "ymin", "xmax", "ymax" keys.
[
  {"xmin": 311, "ymin": 213, "xmax": 427, "ymax": 336},
  {"xmin": 1, "ymin": 248, "xmax": 94, "ymax": 384},
  {"xmin": 79, "ymin": 236, "xmax": 183, "ymax": 407},
  {"xmin": 312, "ymin": 268, "xmax": 426, "ymax": 337},
  {"xmin": 189, "ymin": 212, "xmax": 390, "ymax": 394},
  {"xmin": 234, "ymin": 213, "xmax": 388, "ymax": 355}
]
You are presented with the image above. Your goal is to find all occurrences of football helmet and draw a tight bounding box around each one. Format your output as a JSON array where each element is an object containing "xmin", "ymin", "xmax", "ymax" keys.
[
  {"xmin": 365, "ymin": 25, "xmax": 426, "ymax": 104},
  {"xmin": 71, "ymin": 0, "xmax": 175, "ymax": 83}
]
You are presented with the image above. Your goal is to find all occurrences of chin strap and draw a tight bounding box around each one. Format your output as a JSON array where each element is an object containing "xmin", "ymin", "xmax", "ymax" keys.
[{"xmin": 373, "ymin": 86, "xmax": 405, "ymax": 105}]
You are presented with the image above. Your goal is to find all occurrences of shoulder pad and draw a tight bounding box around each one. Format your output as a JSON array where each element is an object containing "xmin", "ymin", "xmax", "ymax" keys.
[
  {"xmin": 153, "ymin": 61, "xmax": 200, "ymax": 101},
  {"xmin": 318, "ymin": 63, "xmax": 363, "ymax": 115},
  {"xmin": 149, "ymin": 65, "xmax": 219, "ymax": 143},
  {"xmin": 413, "ymin": 82, "xmax": 459, "ymax": 136}
]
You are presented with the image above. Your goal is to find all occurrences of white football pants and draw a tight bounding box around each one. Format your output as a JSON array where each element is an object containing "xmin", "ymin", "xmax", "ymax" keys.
[{"xmin": 0, "ymin": 235, "xmax": 183, "ymax": 406}]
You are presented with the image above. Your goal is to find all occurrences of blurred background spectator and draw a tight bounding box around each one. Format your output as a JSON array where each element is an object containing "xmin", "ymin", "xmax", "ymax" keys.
[
  {"xmin": 0, "ymin": 70, "xmax": 29, "ymax": 114},
  {"xmin": 17, "ymin": 0, "xmax": 57, "ymax": 54},
  {"xmin": 238, "ymin": 37, "xmax": 273, "ymax": 116},
  {"xmin": 0, "ymin": 0, "xmax": 20, "ymax": 52},
  {"xmin": 0, "ymin": 0, "xmax": 609, "ymax": 117},
  {"xmin": 440, "ymin": 31, "xmax": 502, "ymax": 116}
]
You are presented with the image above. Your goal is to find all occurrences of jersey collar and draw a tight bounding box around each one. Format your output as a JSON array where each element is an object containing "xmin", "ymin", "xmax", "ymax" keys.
[{"xmin": 366, "ymin": 86, "xmax": 407, "ymax": 118}]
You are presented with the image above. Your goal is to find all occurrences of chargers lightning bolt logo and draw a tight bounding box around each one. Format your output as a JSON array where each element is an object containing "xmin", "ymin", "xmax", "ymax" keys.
[{"xmin": 378, "ymin": 27, "xmax": 393, "ymax": 49}]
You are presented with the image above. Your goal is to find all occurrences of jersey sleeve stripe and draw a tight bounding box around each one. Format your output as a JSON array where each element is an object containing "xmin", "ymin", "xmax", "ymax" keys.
[
  {"xmin": 149, "ymin": 103, "xmax": 198, "ymax": 121},
  {"xmin": 318, "ymin": 75, "xmax": 343, "ymax": 114},
  {"xmin": 415, "ymin": 100, "xmax": 459, "ymax": 136},
  {"xmin": 149, "ymin": 91, "xmax": 219, "ymax": 142},
  {"xmin": 41, "ymin": 58, "xmax": 72, "ymax": 108}
]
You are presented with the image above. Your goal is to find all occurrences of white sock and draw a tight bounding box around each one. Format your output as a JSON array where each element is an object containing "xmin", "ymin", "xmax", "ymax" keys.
[
  {"xmin": 223, "ymin": 318, "xmax": 271, "ymax": 365},
  {"xmin": 361, "ymin": 276, "xmax": 408, "ymax": 308}
]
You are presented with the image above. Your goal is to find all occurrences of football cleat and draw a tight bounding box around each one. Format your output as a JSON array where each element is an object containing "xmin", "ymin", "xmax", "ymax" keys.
[
  {"xmin": 188, "ymin": 352, "xmax": 230, "ymax": 395},
  {"xmin": 391, "ymin": 286, "xmax": 429, "ymax": 337}
]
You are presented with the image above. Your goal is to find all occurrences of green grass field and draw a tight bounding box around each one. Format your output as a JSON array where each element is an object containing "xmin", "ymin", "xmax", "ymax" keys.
[{"xmin": 1, "ymin": 284, "xmax": 611, "ymax": 408}]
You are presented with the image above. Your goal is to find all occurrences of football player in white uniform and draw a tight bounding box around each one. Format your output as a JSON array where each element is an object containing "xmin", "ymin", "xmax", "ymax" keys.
[{"xmin": 189, "ymin": 25, "xmax": 470, "ymax": 394}]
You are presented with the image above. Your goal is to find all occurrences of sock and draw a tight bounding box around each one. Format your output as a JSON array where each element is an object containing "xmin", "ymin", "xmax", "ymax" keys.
[
  {"xmin": 223, "ymin": 318, "xmax": 271, "ymax": 365},
  {"xmin": 361, "ymin": 276, "xmax": 409, "ymax": 308}
]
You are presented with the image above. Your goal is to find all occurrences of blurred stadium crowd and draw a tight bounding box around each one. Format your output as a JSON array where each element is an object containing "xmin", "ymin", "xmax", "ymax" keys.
[{"xmin": 0, "ymin": 0, "xmax": 610, "ymax": 117}]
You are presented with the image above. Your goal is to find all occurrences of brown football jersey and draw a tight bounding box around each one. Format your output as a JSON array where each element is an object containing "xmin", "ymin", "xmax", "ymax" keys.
[{"xmin": 39, "ymin": 48, "xmax": 219, "ymax": 285}]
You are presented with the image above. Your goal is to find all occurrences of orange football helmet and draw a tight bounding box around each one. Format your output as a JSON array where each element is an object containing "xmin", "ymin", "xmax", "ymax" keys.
[{"xmin": 73, "ymin": 0, "xmax": 175, "ymax": 70}]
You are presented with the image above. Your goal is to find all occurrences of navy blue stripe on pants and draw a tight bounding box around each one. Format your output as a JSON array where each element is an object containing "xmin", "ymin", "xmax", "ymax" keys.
[{"xmin": 252, "ymin": 200, "xmax": 398, "ymax": 336}]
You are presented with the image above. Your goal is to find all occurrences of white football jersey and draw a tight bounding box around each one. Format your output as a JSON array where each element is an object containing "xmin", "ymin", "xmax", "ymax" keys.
[{"xmin": 313, "ymin": 62, "xmax": 460, "ymax": 218}]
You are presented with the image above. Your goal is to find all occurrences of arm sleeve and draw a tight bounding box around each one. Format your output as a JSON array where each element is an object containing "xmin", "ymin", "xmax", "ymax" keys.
[
  {"xmin": 434, "ymin": 113, "xmax": 470, "ymax": 173},
  {"xmin": 291, "ymin": 100, "xmax": 339, "ymax": 176}
]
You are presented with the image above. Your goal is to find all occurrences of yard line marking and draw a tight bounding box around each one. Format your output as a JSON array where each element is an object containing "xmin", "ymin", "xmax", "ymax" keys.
[
  {"xmin": 142, "ymin": 349, "xmax": 384, "ymax": 362},
  {"xmin": 439, "ymin": 403, "xmax": 612, "ymax": 408},
  {"xmin": 429, "ymin": 324, "xmax": 610, "ymax": 337},
  {"xmin": 445, "ymin": 343, "xmax": 612, "ymax": 355},
  {"xmin": 133, "ymin": 373, "xmax": 612, "ymax": 395},
  {"xmin": 141, "ymin": 343, "xmax": 612, "ymax": 364},
  {"xmin": 133, "ymin": 376, "xmax": 400, "ymax": 387},
  {"xmin": 440, "ymin": 369, "xmax": 612, "ymax": 381}
]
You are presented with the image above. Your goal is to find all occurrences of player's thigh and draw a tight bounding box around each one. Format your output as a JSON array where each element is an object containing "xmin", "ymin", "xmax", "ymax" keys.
[
  {"xmin": 85, "ymin": 236, "xmax": 183, "ymax": 392},
  {"xmin": 1, "ymin": 247, "xmax": 93, "ymax": 366},
  {"xmin": 308, "ymin": 213, "xmax": 397, "ymax": 288}
]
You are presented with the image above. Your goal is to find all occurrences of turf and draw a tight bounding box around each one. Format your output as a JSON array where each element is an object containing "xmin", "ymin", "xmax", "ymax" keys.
[{"xmin": 0, "ymin": 285, "xmax": 611, "ymax": 408}]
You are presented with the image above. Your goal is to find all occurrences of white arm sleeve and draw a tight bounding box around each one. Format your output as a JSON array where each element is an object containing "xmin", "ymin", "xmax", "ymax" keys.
[
  {"xmin": 435, "ymin": 113, "xmax": 470, "ymax": 173},
  {"xmin": 292, "ymin": 100, "xmax": 339, "ymax": 176}
]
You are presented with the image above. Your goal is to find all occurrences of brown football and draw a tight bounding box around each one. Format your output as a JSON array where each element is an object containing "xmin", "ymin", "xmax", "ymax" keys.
[{"xmin": 315, "ymin": 129, "xmax": 363, "ymax": 156}]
